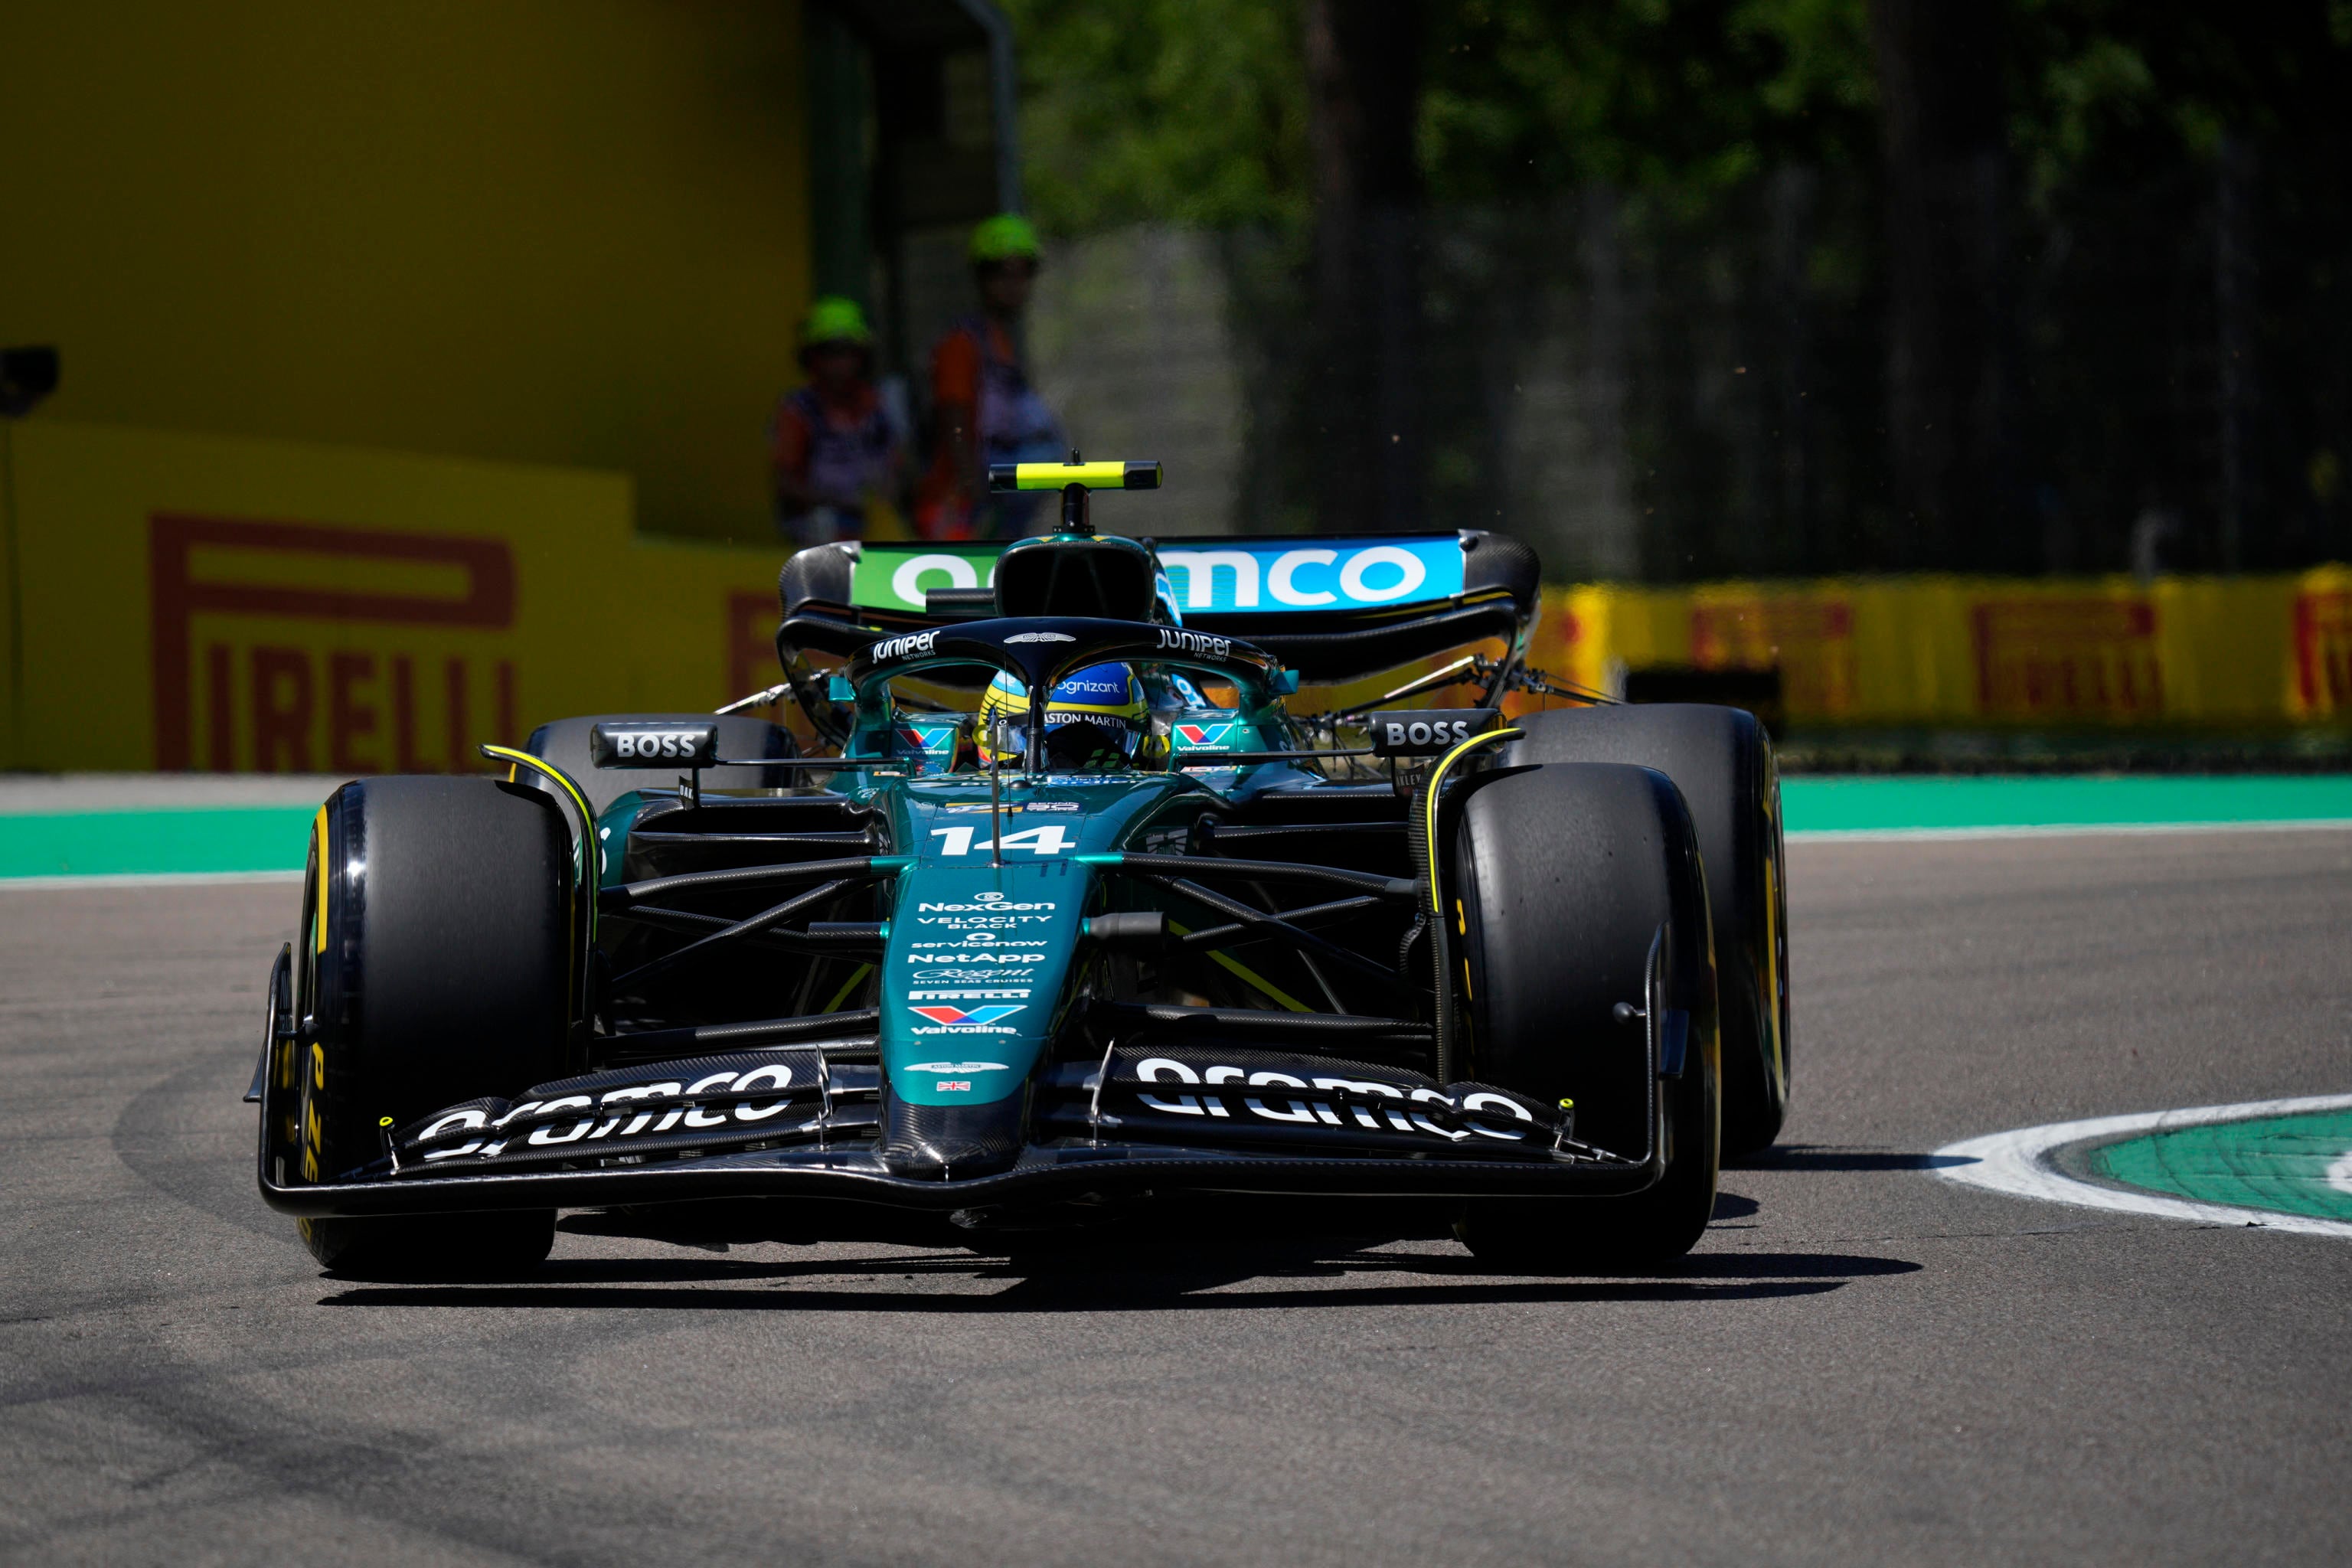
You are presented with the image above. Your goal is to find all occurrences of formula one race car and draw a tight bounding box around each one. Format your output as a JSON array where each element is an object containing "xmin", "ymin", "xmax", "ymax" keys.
[{"xmin": 252, "ymin": 458, "xmax": 1789, "ymax": 1276}]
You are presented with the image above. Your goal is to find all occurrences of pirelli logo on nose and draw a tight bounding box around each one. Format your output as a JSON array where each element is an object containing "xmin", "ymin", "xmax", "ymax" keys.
[
  {"xmin": 1369, "ymin": 708, "xmax": 1501, "ymax": 757},
  {"xmin": 590, "ymin": 723, "xmax": 720, "ymax": 768}
]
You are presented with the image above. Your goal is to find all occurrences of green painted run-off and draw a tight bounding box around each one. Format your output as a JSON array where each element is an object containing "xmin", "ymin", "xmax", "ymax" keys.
[
  {"xmin": 1779, "ymin": 774, "xmax": 2352, "ymax": 835},
  {"xmin": 2092, "ymin": 1109, "xmax": 2352, "ymax": 1222},
  {"xmin": 0, "ymin": 806, "xmax": 315, "ymax": 879},
  {"xmin": 1, "ymin": 774, "xmax": 2349, "ymax": 880}
]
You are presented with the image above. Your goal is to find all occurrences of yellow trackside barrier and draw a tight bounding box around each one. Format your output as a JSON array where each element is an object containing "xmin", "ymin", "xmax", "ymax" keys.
[
  {"xmin": 0, "ymin": 420, "xmax": 789, "ymax": 773},
  {"xmin": 0, "ymin": 414, "xmax": 2344, "ymax": 774},
  {"xmin": 1521, "ymin": 570, "xmax": 2352, "ymax": 727}
]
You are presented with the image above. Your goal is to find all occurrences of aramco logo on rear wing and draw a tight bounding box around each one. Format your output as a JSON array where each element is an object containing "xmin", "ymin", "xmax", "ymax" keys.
[{"xmin": 149, "ymin": 514, "xmax": 518, "ymax": 772}]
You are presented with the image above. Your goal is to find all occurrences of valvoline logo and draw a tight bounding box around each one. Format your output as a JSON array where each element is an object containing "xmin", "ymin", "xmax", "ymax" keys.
[
  {"xmin": 1174, "ymin": 723, "xmax": 1233, "ymax": 746},
  {"xmin": 909, "ymin": 1004, "xmax": 1024, "ymax": 1027},
  {"xmin": 896, "ymin": 725, "xmax": 956, "ymax": 754}
]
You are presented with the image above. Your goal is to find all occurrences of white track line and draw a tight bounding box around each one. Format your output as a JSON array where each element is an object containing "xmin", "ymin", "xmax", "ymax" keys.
[
  {"xmin": 0, "ymin": 869, "xmax": 303, "ymax": 892},
  {"xmin": 1789, "ymin": 818, "xmax": 2352, "ymax": 844},
  {"xmin": 1933, "ymin": 1093, "xmax": 2352, "ymax": 1238}
]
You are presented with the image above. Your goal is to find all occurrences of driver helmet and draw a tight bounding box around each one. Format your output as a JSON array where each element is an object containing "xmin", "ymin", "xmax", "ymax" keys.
[{"xmin": 976, "ymin": 662, "xmax": 1146, "ymax": 768}]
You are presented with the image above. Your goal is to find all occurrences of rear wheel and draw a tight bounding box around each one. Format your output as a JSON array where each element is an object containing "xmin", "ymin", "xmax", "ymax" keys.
[
  {"xmin": 1449, "ymin": 762, "xmax": 1720, "ymax": 1269},
  {"xmin": 293, "ymin": 776, "xmax": 572, "ymax": 1279},
  {"xmin": 1505, "ymin": 703, "xmax": 1788, "ymax": 1158}
]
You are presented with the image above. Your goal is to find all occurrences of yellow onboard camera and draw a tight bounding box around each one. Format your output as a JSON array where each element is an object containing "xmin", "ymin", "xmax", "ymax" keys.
[{"xmin": 986, "ymin": 452, "xmax": 1162, "ymax": 534}]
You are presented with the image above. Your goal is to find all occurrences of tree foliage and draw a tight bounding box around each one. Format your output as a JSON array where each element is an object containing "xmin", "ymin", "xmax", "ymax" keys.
[
  {"xmin": 1005, "ymin": 2, "xmax": 2352, "ymax": 231},
  {"xmin": 998, "ymin": 0, "xmax": 1311, "ymax": 234},
  {"xmin": 1419, "ymin": 0, "xmax": 1877, "ymax": 207},
  {"xmin": 998, "ymin": 2, "xmax": 2352, "ymax": 573}
]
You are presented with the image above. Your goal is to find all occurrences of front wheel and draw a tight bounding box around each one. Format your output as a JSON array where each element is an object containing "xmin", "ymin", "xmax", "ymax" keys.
[
  {"xmin": 1449, "ymin": 762, "xmax": 1721, "ymax": 1270},
  {"xmin": 1504, "ymin": 704, "xmax": 1788, "ymax": 1158},
  {"xmin": 290, "ymin": 776, "xmax": 572, "ymax": 1279}
]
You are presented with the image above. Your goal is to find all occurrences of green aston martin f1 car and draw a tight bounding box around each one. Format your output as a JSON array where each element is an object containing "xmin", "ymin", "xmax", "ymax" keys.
[{"xmin": 251, "ymin": 459, "xmax": 1789, "ymax": 1276}]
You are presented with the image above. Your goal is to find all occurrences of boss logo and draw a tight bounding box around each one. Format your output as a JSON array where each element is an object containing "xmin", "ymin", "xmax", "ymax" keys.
[
  {"xmin": 1368, "ymin": 708, "xmax": 1500, "ymax": 757},
  {"xmin": 1155, "ymin": 627, "xmax": 1232, "ymax": 661},
  {"xmin": 589, "ymin": 722, "xmax": 720, "ymax": 768},
  {"xmin": 871, "ymin": 630, "xmax": 939, "ymax": 662}
]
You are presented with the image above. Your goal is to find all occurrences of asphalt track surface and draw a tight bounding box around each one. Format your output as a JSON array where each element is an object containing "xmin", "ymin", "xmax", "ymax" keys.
[{"xmin": 3, "ymin": 829, "xmax": 2347, "ymax": 1565}]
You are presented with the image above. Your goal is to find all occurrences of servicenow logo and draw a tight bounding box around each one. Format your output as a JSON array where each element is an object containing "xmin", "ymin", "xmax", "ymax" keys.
[{"xmin": 1157, "ymin": 539, "xmax": 1464, "ymax": 612}]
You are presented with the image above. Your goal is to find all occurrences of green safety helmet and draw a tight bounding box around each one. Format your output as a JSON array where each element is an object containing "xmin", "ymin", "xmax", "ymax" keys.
[
  {"xmin": 969, "ymin": 213, "xmax": 1042, "ymax": 266},
  {"xmin": 799, "ymin": 295, "xmax": 874, "ymax": 351}
]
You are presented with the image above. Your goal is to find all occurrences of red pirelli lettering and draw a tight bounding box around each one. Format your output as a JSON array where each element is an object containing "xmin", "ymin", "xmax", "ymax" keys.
[{"xmin": 149, "ymin": 514, "xmax": 516, "ymax": 770}]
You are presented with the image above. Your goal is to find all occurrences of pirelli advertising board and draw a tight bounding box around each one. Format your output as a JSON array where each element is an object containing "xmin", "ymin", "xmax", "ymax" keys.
[
  {"xmin": 1525, "ymin": 569, "xmax": 2352, "ymax": 728},
  {"xmin": 0, "ymin": 420, "xmax": 784, "ymax": 773},
  {"xmin": 0, "ymin": 417, "xmax": 2345, "ymax": 774}
]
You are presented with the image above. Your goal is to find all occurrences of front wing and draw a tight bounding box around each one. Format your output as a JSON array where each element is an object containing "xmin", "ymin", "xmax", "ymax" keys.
[{"xmin": 257, "ymin": 1039, "xmax": 1665, "ymax": 1219}]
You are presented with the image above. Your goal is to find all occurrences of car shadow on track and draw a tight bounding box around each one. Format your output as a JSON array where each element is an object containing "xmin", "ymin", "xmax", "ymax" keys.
[
  {"xmin": 1733, "ymin": 1144, "xmax": 1974, "ymax": 1171},
  {"xmin": 315, "ymin": 1197, "xmax": 1921, "ymax": 1313}
]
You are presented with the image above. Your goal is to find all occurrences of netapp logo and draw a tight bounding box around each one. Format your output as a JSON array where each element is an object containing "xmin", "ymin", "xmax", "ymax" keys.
[
  {"xmin": 870, "ymin": 630, "xmax": 939, "ymax": 663},
  {"xmin": 1125, "ymin": 1057, "xmax": 1533, "ymax": 1142},
  {"xmin": 907, "ymin": 952, "xmax": 1045, "ymax": 965},
  {"xmin": 1155, "ymin": 627, "xmax": 1232, "ymax": 662}
]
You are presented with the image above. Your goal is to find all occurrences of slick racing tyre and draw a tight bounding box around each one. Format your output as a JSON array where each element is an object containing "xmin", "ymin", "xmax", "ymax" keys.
[
  {"xmin": 293, "ymin": 776, "xmax": 571, "ymax": 1279},
  {"xmin": 1504, "ymin": 703, "xmax": 1789, "ymax": 1159},
  {"xmin": 1450, "ymin": 763, "xmax": 1721, "ymax": 1270},
  {"xmin": 518, "ymin": 714, "xmax": 799, "ymax": 822}
]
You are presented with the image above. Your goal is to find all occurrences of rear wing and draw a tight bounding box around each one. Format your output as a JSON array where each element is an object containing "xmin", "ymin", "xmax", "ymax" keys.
[
  {"xmin": 1145, "ymin": 532, "xmax": 1537, "ymax": 679},
  {"xmin": 776, "ymin": 530, "xmax": 1540, "ymax": 681}
]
